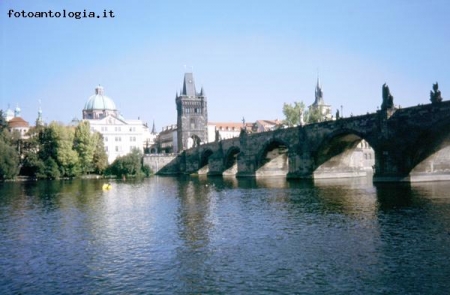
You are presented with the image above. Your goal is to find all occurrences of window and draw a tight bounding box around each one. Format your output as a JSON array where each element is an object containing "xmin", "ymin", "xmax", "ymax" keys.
[
  {"xmin": 115, "ymin": 126, "xmax": 121, "ymax": 132},
  {"xmin": 130, "ymin": 136, "xmax": 136, "ymax": 142},
  {"xmin": 104, "ymin": 137, "xmax": 108, "ymax": 142},
  {"xmin": 115, "ymin": 137, "xmax": 122, "ymax": 142}
]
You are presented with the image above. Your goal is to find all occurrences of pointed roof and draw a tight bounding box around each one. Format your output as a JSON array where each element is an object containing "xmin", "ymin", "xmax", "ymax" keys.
[
  {"xmin": 14, "ymin": 104, "xmax": 21, "ymax": 117},
  {"xmin": 313, "ymin": 76, "xmax": 324, "ymax": 106},
  {"xmin": 151, "ymin": 120, "xmax": 156, "ymax": 134},
  {"xmin": 181, "ymin": 72, "xmax": 196, "ymax": 97},
  {"xmin": 200, "ymin": 86, "xmax": 205, "ymax": 96}
]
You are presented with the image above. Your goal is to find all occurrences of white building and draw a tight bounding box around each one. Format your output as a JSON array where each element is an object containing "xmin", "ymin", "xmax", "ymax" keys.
[
  {"xmin": 207, "ymin": 122, "xmax": 243, "ymax": 142},
  {"xmin": 158, "ymin": 124, "xmax": 178, "ymax": 154},
  {"xmin": 82, "ymin": 85, "xmax": 152, "ymax": 163}
]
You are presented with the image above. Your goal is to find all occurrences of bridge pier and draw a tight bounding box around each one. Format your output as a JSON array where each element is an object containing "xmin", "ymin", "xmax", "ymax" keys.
[
  {"xmin": 207, "ymin": 150, "xmax": 225, "ymax": 176},
  {"xmin": 235, "ymin": 153, "xmax": 257, "ymax": 177}
]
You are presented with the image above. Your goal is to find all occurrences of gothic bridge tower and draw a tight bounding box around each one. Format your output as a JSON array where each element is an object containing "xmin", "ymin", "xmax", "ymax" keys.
[{"xmin": 176, "ymin": 72, "xmax": 208, "ymax": 151}]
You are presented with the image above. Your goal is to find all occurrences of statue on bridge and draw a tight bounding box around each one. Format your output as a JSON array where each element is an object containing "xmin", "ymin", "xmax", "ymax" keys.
[
  {"xmin": 430, "ymin": 82, "xmax": 443, "ymax": 104},
  {"xmin": 381, "ymin": 83, "xmax": 394, "ymax": 110},
  {"xmin": 187, "ymin": 135, "xmax": 201, "ymax": 148},
  {"xmin": 215, "ymin": 130, "xmax": 221, "ymax": 142}
]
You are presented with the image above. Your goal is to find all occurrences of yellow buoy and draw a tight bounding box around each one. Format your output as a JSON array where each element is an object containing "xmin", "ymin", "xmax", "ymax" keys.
[{"xmin": 102, "ymin": 183, "xmax": 112, "ymax": 190}]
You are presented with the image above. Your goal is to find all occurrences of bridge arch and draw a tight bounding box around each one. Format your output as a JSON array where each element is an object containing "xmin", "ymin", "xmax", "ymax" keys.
[
  {"xmin": 223, "ymin": 146, "xmax": 240, "ymax": 176},
  {"xmin": 198, "ymin": 148, "xmax": 214, "ymax": 175},
  {"xmin": 407, "ymin": 117, "xmax": 450, "ymax": 177},
  {"xmin": 313, "ymin": 129, "xmax": 375, "ymax": 177},
  {"xmin": 256, "ymin": 138, "xmax": 290, "ymax": 177}
]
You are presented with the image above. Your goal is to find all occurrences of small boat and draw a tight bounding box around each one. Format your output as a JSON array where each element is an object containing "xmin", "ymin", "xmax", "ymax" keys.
[{"xmin": 102, "ymin": 183, "xmax": 112, "ymax": 190}]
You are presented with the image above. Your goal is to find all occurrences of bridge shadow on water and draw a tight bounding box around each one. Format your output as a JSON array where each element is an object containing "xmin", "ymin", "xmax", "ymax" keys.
[
  {"xmin": 183, "ymin": 173, "xmax": 450, "ymax": 215},
  {"xmin": 374, "ymin": 180, "xmax": 450, "ymax": 212}
]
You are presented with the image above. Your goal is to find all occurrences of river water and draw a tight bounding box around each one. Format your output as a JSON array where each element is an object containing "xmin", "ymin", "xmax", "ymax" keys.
[{"xmin": 1, "ymin": 176, "xmax": 450, "ymax": 294}]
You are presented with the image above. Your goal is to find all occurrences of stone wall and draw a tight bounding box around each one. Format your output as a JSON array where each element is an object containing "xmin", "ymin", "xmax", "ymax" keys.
[{"xmin": 143, "ymin": 154, "xmax": 179, "ymax": 175}]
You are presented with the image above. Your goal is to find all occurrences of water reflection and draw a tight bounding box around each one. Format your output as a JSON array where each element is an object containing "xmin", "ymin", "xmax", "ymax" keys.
[{"xmin": 2, "ymin": 177, "xmax": 450, "ymax": 294}]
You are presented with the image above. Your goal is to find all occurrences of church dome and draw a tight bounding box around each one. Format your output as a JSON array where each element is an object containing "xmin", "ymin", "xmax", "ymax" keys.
[{"xmin": 84, "ymin": 85, "xmax": 117, "ymax": 111}]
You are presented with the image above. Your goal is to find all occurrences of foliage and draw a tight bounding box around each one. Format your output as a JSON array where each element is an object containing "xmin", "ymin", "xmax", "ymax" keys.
[
  {"xmin": 42, "ymin": 157, "xmax": 61, "ymax": 179},
  {"xmin": 45, "ymin": 122, "xmax": 80, "ymax": 177},
  {"xmin": 92, "ymin": 132, "xmax": 108, "ymax": 174},
  {"xmin": 0, "ymin": 116, "xmax": 139, "ymax": 180},
  {"xmin": 306, "ymin": 107, "xmax": 322, "ymax": 123},
  {"xmin": 0, "ymin": 110, "xmax": 8, "ymax": 130},
  {"xmin": 107, "ymin": 149, "xmax": 150, "ymax": 178},
  {"xmin": 282, "ymin": 101, "xmax": 305, "ymax": 126},
  {"xmin": 20, "ymin": 151, "xmax": 45, "ymax": 177},
  {"xmin": 141, "ymin": 164, "xmax": 152, "ymax": 177},
  {"xmin": 20, "ymin": 121, "xmax": 108, "ymax": 179},
  {"xmin": 0, "ymin": 128, "xmax": 13, "ymax": 144},
  {"xmin": 282, "ymin": 101, "xmax": 327, "ymax": 125},
  {"xmin": 74, "ymin": 121, "xmax": 95, "ymax": 174},
  {"xmin": 0, "ymin": 138, "xmax": 20, "ymax": 180}
]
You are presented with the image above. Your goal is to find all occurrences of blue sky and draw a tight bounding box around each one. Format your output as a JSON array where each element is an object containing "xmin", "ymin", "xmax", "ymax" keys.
[{"xmin": 1, "ymin": 0, "xmax": 449, "ymax": 130}]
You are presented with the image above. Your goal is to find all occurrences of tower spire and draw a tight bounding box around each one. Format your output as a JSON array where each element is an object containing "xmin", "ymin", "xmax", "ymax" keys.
[
  {"xmin": 182, "ymin": 72, "xmax": 196, "ymax": 96},
  {"xmin": 315, "ymin": 74, "xmax": 324, "ymax": 105},
  {"xmin": 151, "ymin": 120, "xmax": 156, "ymax": 134}
]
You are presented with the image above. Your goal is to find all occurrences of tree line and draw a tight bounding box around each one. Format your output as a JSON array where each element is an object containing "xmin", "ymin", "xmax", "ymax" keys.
[
  {"xmin": 0, "ymin": 111, "xmax": 151, "ymax": 181},
  {"xmin": 282, "ymin": 101, "xmax": 323, "ymax": 126}
]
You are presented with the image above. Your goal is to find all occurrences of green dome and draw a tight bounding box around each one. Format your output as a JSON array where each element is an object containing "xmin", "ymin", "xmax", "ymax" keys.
[{"xmin": 84, "ymin": 85, "xmax": 117, "ymax": 111}]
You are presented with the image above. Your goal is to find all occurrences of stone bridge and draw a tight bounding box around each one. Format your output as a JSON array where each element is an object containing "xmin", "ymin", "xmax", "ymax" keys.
[{"xmin": 149, "ymin": 100, "xmax": 450, "ymax": 182}]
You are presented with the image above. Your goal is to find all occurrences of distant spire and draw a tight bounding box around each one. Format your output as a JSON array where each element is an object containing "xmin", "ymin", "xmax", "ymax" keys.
[
  {"xmin": 200, "ymin": 86, "xmax": 205, "ymax": 96},
  {"xmin": 36, "ymin": 104, "xmax": 44, "ymax": 126},
  {"xmin": 14, "ymin": 104, "xmax": 21, "ymax": 117},
  {"xmin": 151, "ymin": 120, "xmax": 156, "ymax": 134},
  {"xmin": 314, "ymin": 75, "xmax": 324, "ymax": 105},
  {"xmin": 182, "ymin": 72, "xmax": 196, "ymax": 96}
]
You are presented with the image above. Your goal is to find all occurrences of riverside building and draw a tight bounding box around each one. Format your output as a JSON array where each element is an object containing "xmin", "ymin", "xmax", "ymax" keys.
[{"xmin": 82, "ymin": 85, "xmax": 154, "ymax": 163}]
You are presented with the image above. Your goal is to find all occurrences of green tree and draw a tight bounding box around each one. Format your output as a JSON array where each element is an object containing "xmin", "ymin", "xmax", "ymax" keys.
[
  {"xmin": 21, "ymin": 151, "xmax": 45, "ymax": 178},
  {"xmin": 38, "ymin": 124, "xmax": 58, "ymax": 162},
  {"xmin": 18, "ymin": 127, "xmax": 38, "ymax": 177},
  {"xmin": 92, "ymin": 132, "xmax": 108, "ymax": 174},
  {"xmin": 39, "ymin": 122, "xmax": 80, "ymax": 178},
  {"xmin": 0, "ymin": 128, "xmax": 12, "ymax": 144},
  {"xmin": 282, "ymin": 101, "xmax": 306, "ymax": 126},
  {"xmin": 0, "ymin": 139, "xmax": 20, "ymax": 180},
  {"xmin": 43, "ymin": 157, "xmax": 60, "ymax": 179},
  {"xmin": 54, "ymin": 125, "xmax": 80, "ymax": 177},
  {"xmin": 108, "ymin": 149, "xmax": 146, "ymax": 178},
  {"xmin": 74, "ymin": 121, "xmax": 95, "ymax": 174},
  {"xmin": 306, "ymin": 107, "xmax": 322, "ymax": 123},
  {"xmin": 0, "ymin": 110, "xmax": 7, "ymax": 129}
]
